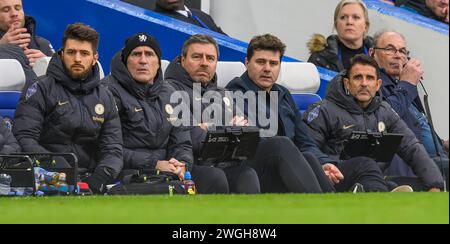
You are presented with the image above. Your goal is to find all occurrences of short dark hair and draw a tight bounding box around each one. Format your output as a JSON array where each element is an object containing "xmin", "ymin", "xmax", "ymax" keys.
[
  {"xmin": 247, "ymin": 34, "xmax": 286, "ymax": 61},
  {"xmin": 347, "ymin": 54, "xmax": 380, "ymax": 79},
  {"xmin": 62, "ymin": 23, "xmax": 99, "ymax": 53},
  {"xmin": 182, "ymin": 34, "xmax": 219, "ymax": 58}
]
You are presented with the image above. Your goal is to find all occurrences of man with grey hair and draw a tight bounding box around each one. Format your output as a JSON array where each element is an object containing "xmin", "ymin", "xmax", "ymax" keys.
[{"xmin": 369, "ymin": 30, "xmax": 448, "ymax": 186}]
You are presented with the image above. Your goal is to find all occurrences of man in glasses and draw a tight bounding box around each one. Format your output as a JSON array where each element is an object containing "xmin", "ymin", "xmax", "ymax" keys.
[{"xmin": 369, "ymin": 30, "xmax": 448, "ymax": 185}]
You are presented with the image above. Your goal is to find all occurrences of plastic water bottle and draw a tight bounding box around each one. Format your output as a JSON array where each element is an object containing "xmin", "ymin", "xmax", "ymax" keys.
[
  {"xmin": 34, "ymin": 167, "xmax": 61, "ymax": 185},
  {"xmin": 182, "ymin": 171, "xmax": 197, "ymax": 195},
  {"xmin": 0, "ymin": 174, "xmax": 12, "ymax": 196}
]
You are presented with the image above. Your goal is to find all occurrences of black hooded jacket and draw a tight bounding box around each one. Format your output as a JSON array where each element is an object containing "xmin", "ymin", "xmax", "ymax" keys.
[
  {"xmin": 13, "ymin": 52, "xmax": 123, "ymax": 177},
  {"xmin": 303, "ymin": 73, "xmax": 444, "ymax": 189},
  {"xmin": 164, "ymin": 57, "xmax": 232, "ymax": 158},
  {"xmin": 0, "ymin": 16, "xmax": 54, "ymax": 56},
  {"xmin": 0, "ymin": 116, "xmax": 20, "ymax": 154},
  {"xmin": 102, "ymin": 52, "xmax": 193, "ymax": 170},
  {"xmin": 226, "ymin": 72, "xmax": 333, "ymax": 165}
]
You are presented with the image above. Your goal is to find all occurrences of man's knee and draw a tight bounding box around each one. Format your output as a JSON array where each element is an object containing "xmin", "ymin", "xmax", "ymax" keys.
[
  {"xmin": 234, "ymin": 166, "xmax": 260, "ymax": 194},
  {"xmin": 193, "ymin": 166, "xmax": 229, "ymax": 194}
]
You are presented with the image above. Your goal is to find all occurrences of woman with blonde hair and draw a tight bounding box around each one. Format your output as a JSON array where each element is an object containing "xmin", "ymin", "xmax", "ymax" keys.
[{"xmin": 307, "ymin": 0, "xmax": 373, "ymax": 72}]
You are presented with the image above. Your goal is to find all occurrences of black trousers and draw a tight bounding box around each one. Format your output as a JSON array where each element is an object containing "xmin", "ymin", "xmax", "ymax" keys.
[
  {"xmin": 191, "ymin": 164, "xmax": 260, "ymax": 194},
  {"xmin": 246, "ymin": 137, "xmax": 327, "ymax": 193},
  {"xmin": 335, "ymin": 157, "xmax": 389, "ymax": 192},
  {"xmin": 222, "ymin": 164, "xmax": 261, "ymax": 194},
  {"xmin": 191, "ymin": 164, "xmax": 229, "ymax": 194}
]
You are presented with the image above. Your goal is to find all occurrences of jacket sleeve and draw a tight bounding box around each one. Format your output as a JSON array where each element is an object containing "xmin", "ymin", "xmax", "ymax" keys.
[
  {"xmin": 122, "ymin": 148, "xmax": 160, "ymax": 170},
  {"xmin": 301, "ymin": 103, "xmax": 339, "ymax": 164},
  {"xmin": 387, "ymin": 106, "xmax": 444, "ymax": 190},
  {"xmin": 35, "ymin": 37, "xmax": 55, "ymax": 57},
  {"xmin": 168, "ymin": 125, "xmax": 194, "ymax": 168},
  {"xmin": 190, "ymin": 126, "xmax": 207, "ymax": 159},
  {"xmin": 0, "ymin": 121, "xmax": 20, "ymax": 154},
  {"xmin": 13, "ymin": 82, "xmax": 52, "ymax": 153},
  {"xmin": 96, "ymin": 92, "xmax": 123, "ymax": 178},
  {"xmin": 291, "ymin": 99, "xmax": 336, "ymax": 165},
  {"xmin": 381, "ymin": 81, "xmax": 419, "ymax": 118}
]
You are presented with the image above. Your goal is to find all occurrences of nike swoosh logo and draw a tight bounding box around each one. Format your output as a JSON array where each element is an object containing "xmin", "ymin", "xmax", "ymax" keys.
[
  {"xmin": 343, "ymin": 125, "xmax": 355, "ymax": 130},
  {"xmin": 58, "ymin": 101, "xmax": 69, "ymax": 106},
  {"xmin": 134, "ymin": 107, "xmax": 143, "ymax": 112}
]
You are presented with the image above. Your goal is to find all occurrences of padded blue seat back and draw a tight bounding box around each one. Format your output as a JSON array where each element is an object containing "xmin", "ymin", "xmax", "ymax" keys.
[
  {"xmin": 0, "ymin": 91, "xmax": 21, "ymax": 120},
  {"xmin": 292, "ymin": 93, "xmax": 322, "ymax": 114}
]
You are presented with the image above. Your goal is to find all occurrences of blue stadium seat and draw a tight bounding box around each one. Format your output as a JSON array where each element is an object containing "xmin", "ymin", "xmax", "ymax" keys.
[
  {"xmin": 292, "ymin": 93, "xmax": 322, "ymax": 114},
  {"xmin": 0, "ymin": 91, "xmax": 21, "ymax": 120}
]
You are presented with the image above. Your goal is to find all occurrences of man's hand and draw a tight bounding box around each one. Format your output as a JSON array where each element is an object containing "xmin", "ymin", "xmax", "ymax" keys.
[
  {"xmin": 169, "ymin": 158, "xmax": 186, "ymax": 180},
  {"xmin": 199, "ymin": 123, "xmax": 209, "ymax": 132},
  {"xmin": 444, "ymin": 139, "xmax": 449, "ymax": 154},
  {"xmin": 157, "ymin": 159, "xmax": 186, "ymax": 180},
  {"xmin": 156, "ymin": 160, "xmax": 178, "ymax": 173},
  {"xmin": 0, "ymin": 24, "xmax": 30, "ymax": 49},
  {"xmin": 322, "ymin": 163, "xmax": 344, "ymax": 185},
  {"xmin": 441, "ymin": 5, "xmax": 449, "ymax": 23},
  {"xmin": 24, "ymin": 48, "xmax": 46, "ymax": 67},
  {"xmin": 230, "ymin": 116, "xmax": 249, "ymax": 126},
  {"xmin": 400, "ymin": 58, "xmax": 423, "ymax": 86}
]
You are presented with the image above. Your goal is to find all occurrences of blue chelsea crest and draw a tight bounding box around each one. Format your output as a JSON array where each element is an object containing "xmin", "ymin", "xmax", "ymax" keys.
[
  {"xmin": 25, "ymin": 82, "xmax": 38, "ymax": 101},
  {"xmin": 307, "ymin": 105, "xmax": 320, "ymax": 123}
]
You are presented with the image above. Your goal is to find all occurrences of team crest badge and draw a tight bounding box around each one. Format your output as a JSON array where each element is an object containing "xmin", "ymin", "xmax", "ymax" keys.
[
  {"xmin": 25, "ymin": 82, "xmax": 38, "ymax": 101},
  {"xmin": 378, "ymin": 122, "xmax": 386, "ymax": 133},
  {"xmin": 165, "ymin": 104, "xmax": 174, "ymax": 115},
  {"xmin": 307, "ymin": 105, "xmax": 320, "ymax": 124},
  {"xmin": 139, "ymin": 34, "xmax": 147, "ymax": 42},
  {"xmin": 95, "ymin": 104, "xmax": 105, "ymax": 115}
]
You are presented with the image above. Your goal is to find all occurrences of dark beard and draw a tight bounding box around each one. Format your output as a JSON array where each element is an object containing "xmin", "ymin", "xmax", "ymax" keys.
[{"xmin": 66, "ymin": 64, "xmax": 93, "ymax": 81}]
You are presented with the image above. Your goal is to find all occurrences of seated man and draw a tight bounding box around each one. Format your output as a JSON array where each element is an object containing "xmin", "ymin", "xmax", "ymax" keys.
[
  {"xmin": 0, "ymin": 43, "xmax": 37, "ymax": 91},
  {"xmin": 227, "ymin": 34, "xmax": 382, "ymax": 193},
  {"xmin": 165, "ymin": 34, "xmax": 260, "ymax": 194},
  {"xmin": 154, "ymin": 0, "xmax": 227, "ymax": 35},
  {"xmin": 370, "ymin": 30, "xmax": 448, "ymax": 183},
  {"xmin": 303, "ymin": 54, "xmax": 444, "ymax": 192},
  {"xmin": 387, "ymin": 0, "xmax": 448, "ymax": 24},
  {"xmin": 13, "ymin": 23, "xmax": 123, "ymax": 194},
  {"xmin": 0, "ymin": 0, "xmax": 54, "ymax": 66},
  {"xmin": 0, "ymin": 116, "xmax": 20, "ymax": 154},
  {"xmin": 102, "ymin": 32, "xmax": 228, "ymax": 194}
]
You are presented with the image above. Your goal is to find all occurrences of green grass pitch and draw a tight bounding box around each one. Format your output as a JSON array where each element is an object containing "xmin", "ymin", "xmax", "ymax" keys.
[{"xmin": 0, "ymin": 193, "xmax": 448, "ymax": 224}]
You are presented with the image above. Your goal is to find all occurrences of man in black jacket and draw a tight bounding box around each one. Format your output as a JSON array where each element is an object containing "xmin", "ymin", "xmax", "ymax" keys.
[
  {"xmin": 165, "ymin": 34, "xmax": 259, "ymax": 194},
  {"xmin": 303, "ymin": 54, "xmax": 444, "ymax": 192},
  {"xmin": 226, "ymin": 34, "xmax": 348, "ymax": 193},
  {"xmin": 0, "ymin": 116, "xmax": 20, "ymax": 154},
  {"xmin": 102, "ymin": 33, "xmax": 228, "ymax": 194},
  {"xmin": 0, "ymin": 0, "xmax": 54, "ymax": 66},
  {"xmin": 154, "ymin": 0, "xmax": 227, "ymax": 35},
  {"xmin": 13, "ymin": 23, "xmax": 123, "ymax": 194}
]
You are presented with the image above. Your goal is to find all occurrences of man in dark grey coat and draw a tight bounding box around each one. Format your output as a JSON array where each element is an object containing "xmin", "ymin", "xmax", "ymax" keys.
[
  {"xmin": 0, "ymin": 0, "xmax": 54, "ymax": 66},
  {"xmin": 165, "ymin": 34, "xmax": 260, "ymax": 194},
  {"xmin": 303, "ymin": 54, "xmax": 444, "ymax": 192},
  {"xmin": 102, "ymin": 33, "xmax": 229, "ymax": 194},
  {"xmin": 13, "ymin": 23, "xmax": 123, "ymax": 194}
]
